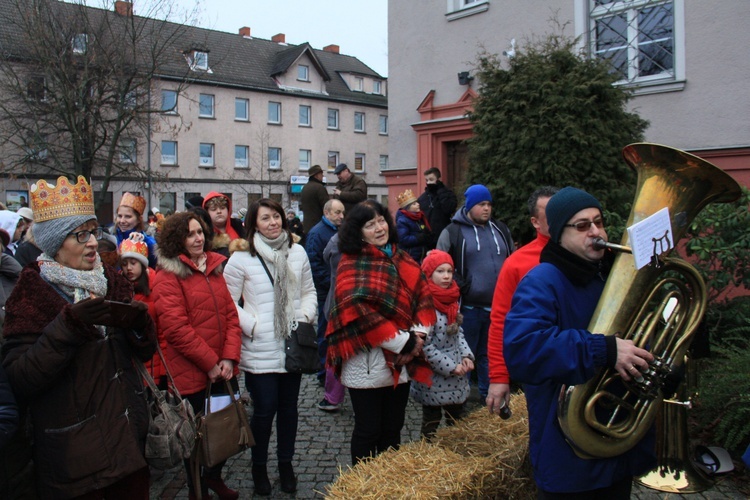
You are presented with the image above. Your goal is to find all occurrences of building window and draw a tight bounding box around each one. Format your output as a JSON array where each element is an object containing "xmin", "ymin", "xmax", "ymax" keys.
[
  {"xmin": 27, "ymin": 76, "xmax": 46, "ymax": 101},
  {"xmin": 354, "ymin": 112, "xmax": 365, "ymax": 132},
  {"xmin": 191, "ymin": 50, "xmax": 208, "ymax": 70},
  {"xmin": 373, "ymin": 80, "xmax": 382, "ymax": 94},
  {"xmin": 379, "ymin": 115, "xmax": 388, "ymax": 135},
  {"xmin": 327, "ymin": 108, "xmax": 339, "ymax": 129},
  {"xmin": 25, "ymin": 134, "xmax": 48, "ymax": 161},
  {"xmin": 379, "ymin": 155, "xmax": 389, "ymax": 170},
  {"xmin": 199, "ymin": 143, "xmax": 214, "ymax": 167},
  {"xmin": 354, "ymin": 153, "xmax": 365, "ymax": 173},
  {"xmin": 268, "ymin": 101, "xmax": 281, "ymax": 124},
  {"xmin": 159, "ymin": 192, "xmax": 176, "ymax": 214},
  {"xmin": 119, "ymin": 139, "xmax": 137, "ymax": 164},
  {"xmin": 588, "ymin": 0, "xmax": 682, "ymax": 88},
  {"xmin": 235, "ymin": 98, "xmax": 249, "ymax": 121},
  {"xmin": 72, "ymin": 34, "xmax": 88, "ymax": 54},
  {"xmin": 299, "ymin": 149, "xmax": 311, "ymax": 171},
  {"xmin": 446, "ymin": 0, "xmax": 489, "ymax": 21},
  {"xmin": 299, "ymin": 105, "xmax": 311, "ymax": 127},
  {"xmin": 161, "ymin": 89, "xmax": 177, "ymax": 113},
  {"xmin": 354, "ymin": 76, "xmax": 364, "ymax": 91},
  {"xmin": 235, "ymin": 145, "xmax": 249, "ymax": 168},
  {"xmin": 199, "ymin": 94, "xmax": 215, "ymax": 118},
  {"xmin": 268, "ymin": 147, "xmax": 281, "ymax": 169},
  {"xmin": 327, "ymin": 151, "xmax": 339, "ymax": 170},
  {"xmin": 298, "ymin": 65, "xmax": 309, "ymax": 81},
  {"xmin": 161, "ymin": 141, "xmax": 177, "ymax": 165}
]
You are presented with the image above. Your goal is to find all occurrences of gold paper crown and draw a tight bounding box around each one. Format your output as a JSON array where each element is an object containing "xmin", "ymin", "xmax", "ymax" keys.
[
  {"xmin": 30, "ymin": 175, "xmax": 95, "ymax": 223},
  {"xmin": 397, "ymin": 189, "xmax": 417, "ymax": 208},
  {"xmin": 119, "ymin": 192, "xmax": 147, "ymax": 216}
]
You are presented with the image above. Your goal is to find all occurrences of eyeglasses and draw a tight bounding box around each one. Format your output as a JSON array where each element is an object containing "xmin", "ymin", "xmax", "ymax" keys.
[
  {"xmin": 68, "ymin": 227, "xmax": 104, "ymax": 243},
  {"xmin": 564, "ymin": 218, "xmax": 604, "ymax": 232}
]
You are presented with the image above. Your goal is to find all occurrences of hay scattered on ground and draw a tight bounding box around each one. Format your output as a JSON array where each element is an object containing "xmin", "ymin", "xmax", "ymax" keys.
[{"xmin": 325, "ymin": 393, "xmax": 535, "ymax": 499}]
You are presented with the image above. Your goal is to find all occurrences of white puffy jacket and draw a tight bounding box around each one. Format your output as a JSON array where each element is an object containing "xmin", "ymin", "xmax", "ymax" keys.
[{"xmin": 224, "ymin": 243, "xmax": 317, "ymax": 374}]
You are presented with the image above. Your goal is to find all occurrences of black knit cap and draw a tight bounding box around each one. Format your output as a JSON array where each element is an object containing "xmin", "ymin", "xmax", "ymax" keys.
[{"xmin": 546, "ymin": 186, "xmax": 602, "ymax": 243}]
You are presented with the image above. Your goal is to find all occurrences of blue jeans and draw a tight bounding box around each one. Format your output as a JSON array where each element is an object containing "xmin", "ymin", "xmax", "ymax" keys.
[
  {"xmin": 244, "ymin": 372, "xmax": 302, "ymax": 465},
  {"xmin": 461, "ymin": 305, "xmax": 490, "ymax": 398}
]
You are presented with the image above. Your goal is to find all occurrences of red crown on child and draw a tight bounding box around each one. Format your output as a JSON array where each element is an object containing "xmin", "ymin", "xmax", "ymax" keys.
[
  {"xmin": 119, "ymin": 232, "xmax": 149, "ymax": 267},
  {"xmin": 30, "ymin": 176, "xmax": 95, "ymax": 223}
]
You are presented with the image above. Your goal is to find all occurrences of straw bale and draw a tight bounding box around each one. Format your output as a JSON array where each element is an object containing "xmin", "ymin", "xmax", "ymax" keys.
[{"xmin": 326, "ymin": 393, "xmax": 535, "ymax": 499}]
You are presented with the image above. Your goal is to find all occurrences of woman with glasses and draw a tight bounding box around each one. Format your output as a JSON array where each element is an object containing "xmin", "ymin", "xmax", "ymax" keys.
[
  {"xmin": 1, "ymin": 176, "xmax": 156, "ymax": 499},
  {"xmin": 325, "ymin": 201, "xmax": 436, "ymax": 465}
]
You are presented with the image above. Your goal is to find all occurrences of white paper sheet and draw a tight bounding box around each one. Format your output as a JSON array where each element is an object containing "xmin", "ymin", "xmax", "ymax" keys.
[{"xmin": 626, "ymin": 207, "xmax": 673, "ymax": 270}]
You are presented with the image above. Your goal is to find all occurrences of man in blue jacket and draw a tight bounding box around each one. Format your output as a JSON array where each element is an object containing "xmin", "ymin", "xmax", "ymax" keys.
[
  {"xmin": 504, "ymin": 187, "xmax": 655, "ymax": 498},
  {"xmin": 436, "ymin": 184, "xmax": 514, "ymax": 405},
  {"xmin": 304, "ymin": 200, "xmax": 345, "ymax": 383}
]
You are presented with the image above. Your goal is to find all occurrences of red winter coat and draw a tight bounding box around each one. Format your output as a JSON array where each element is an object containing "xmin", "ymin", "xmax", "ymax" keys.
[{"xmin": 153, "ymin": 252, "xmax": 241, "ymax": 395}]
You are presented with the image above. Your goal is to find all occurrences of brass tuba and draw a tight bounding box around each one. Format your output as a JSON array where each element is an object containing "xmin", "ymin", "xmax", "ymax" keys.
[{"xmin": 557, "ymin": 143, "xmax": 741, "ymax": 459}]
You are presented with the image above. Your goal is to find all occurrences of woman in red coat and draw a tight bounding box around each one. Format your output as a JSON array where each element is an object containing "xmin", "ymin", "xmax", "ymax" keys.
[{"xmin": 153, "ymin": 212, "xmax": 242, "ymax": 500}]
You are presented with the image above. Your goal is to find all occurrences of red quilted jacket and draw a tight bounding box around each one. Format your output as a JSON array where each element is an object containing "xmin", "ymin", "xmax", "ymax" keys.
[{"xmin": 152, "ymin": 252, "xmax": 242, "ymax": 395}]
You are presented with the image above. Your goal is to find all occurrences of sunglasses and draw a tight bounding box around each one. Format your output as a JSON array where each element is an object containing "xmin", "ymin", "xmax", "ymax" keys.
[{"xmin": 564, "ymin": 217, "xmax": 604, "ymax": 232}]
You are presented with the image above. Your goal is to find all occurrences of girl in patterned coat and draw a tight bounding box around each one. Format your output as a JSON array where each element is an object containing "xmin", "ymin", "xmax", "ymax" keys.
[{"xmin": 410, "ymin": 250, "xmax": 474, "ymax": 439}]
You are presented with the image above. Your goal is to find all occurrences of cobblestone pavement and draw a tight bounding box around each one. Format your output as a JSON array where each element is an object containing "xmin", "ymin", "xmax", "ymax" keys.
[{"xmin": 149, "ymin": 375, "xmax": 745, "ymax": 499}]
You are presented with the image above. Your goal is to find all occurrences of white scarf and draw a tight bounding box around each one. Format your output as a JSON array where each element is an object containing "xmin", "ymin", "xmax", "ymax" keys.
[{"xmin": 253, "ymin": 232, "xmax": 298, "ymax": 340}]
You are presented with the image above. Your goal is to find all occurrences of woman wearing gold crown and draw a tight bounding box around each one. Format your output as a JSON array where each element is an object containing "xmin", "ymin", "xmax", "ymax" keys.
[
  {"xmin": 116, "ymin": 192, "xmax": 158, "ymax": 268},
  {"xmin": 1, "ymin": 176, "xmax": 156, "ymax": 499},
  {"xmin": 395, "ymin": 189, "xmax": 432, "ymax": 263}
]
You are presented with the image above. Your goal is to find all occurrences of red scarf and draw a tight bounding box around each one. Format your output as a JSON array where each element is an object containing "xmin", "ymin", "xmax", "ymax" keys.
[
  {"xmin": 428, "ymin": 280, "xmax": 460, "ymax": 324},
  {"xmin": 326, "ymin": 244, "xmax": 436, "ymax": 387},
  {"xmin": 398, "ymin": 209, "xmax": 431, "ymax": 231}
]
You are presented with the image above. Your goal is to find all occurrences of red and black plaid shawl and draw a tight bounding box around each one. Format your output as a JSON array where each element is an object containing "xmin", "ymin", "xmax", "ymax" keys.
[{"xmin": 325, "ymin": 244, "xmax": 436, "ymax": 387}]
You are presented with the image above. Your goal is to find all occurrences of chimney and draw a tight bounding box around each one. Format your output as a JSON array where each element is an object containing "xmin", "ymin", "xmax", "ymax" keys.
[
  {"xmin": 114, "ymin": 1, "xmax": 133, "ymax": 17},
  {"xmin": 323, "ymin": 44, "xmax": 340, "ymax": 54},
  {"xmin": 272, "ymin": 33, "xmax": 286, "ymax": 44},
  {"xmin": 239, "ymin": 26, "xmax": 251, "ymax": 37}
]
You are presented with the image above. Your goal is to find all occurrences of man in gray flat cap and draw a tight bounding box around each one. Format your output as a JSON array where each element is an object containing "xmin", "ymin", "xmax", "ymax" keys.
[{"xmin": 332, "ymin": 163, "xmax": 367, "ymax": 214}]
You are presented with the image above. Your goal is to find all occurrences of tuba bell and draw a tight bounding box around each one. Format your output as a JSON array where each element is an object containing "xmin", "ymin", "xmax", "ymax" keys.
[{"xmin": 557, "ymin": 143, "xmax": 741, "ymax": 459}]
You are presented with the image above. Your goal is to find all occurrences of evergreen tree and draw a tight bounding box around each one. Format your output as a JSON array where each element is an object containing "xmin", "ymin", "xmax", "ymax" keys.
[{"xmin": 468, "ymin": 35, "xmax": 648, "ymax": 245}]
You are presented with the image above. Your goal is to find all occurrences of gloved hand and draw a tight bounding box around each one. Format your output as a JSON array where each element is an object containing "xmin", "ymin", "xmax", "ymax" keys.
[
  {"xmin": 70, "ymin": 297, "xmax": 112, "ymax": 326},
  {"xmin": 128, "ymin": 300, "xmax": 151, "ymax": 330}
]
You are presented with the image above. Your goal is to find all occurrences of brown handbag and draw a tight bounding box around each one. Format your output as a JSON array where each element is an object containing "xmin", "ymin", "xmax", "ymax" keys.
[{"xmin": 194, "ymin": 379, "xmax": 254, "ymax": 467}]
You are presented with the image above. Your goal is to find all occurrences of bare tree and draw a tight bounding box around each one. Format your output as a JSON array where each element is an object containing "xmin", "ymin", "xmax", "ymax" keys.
[
  {"xmin": 0, "ymin": 0, "xmax": 202, "ymax": 205},
  {"xmin": 231, "ymin": 128, "xmax": 287, "ymax": 202}
]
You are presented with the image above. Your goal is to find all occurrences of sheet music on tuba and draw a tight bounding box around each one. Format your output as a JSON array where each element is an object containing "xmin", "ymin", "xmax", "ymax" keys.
[{"xmin": 626, "ymin": 207, "xmax": 674, "ymax": 270}]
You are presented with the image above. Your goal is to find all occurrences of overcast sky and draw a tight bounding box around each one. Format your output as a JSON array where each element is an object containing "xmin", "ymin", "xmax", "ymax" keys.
[{"xmin": 169, "ymin": 0, "xmax": 389, "ymax": 76}]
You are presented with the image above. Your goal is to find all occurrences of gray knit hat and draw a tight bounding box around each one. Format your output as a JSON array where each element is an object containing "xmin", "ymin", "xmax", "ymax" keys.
[
  {"xmin": 546, "ymin": 186, "xmax": 602, "ymax": 243},
  {"xmin": 34, "ymin": 215, "xmax": 98, "ymax": 257}
]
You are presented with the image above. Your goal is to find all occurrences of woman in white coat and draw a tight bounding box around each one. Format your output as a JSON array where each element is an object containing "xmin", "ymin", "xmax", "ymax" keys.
[{"xmin": 224, "ymin": 198, "xmax": 316, "ymax": 497}]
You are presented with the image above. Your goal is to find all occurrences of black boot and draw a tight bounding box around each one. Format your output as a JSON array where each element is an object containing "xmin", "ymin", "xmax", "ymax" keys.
[
  {"xmin": 278, "ymin": 462, "xmax": 297, "ymax": 493},
  {"xmin": 251, "ymin": 463, "xmax": 272, "ymax": 496}
]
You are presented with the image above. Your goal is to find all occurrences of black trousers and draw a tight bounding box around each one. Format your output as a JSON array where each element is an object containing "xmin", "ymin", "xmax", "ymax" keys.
[
  {"xmin": 348, "ymin": 383, "xmax": 410, "ymax": 465},
  {"xmin": 537, "ymin": 476, "xmax": 633, "ymax": 500}
]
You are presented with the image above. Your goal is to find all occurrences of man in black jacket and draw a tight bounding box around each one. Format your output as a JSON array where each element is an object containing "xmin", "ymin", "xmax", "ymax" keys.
[{"xmin": 416, "ymin": 167, "xmax": 457, "ymax": 249}]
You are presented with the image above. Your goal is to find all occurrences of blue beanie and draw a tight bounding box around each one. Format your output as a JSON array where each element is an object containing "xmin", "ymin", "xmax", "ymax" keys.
[
  {"xmin": 546, "ymin": 186, "xmax": 602, "ymax": 243},
  {"xmin": 464, "ymin": 184, "xmax": 493, "ymax": 212}
]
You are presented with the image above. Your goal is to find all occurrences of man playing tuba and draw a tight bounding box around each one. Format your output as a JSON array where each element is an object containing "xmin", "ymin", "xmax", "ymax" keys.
[{"xmin": 504, "ymin": 187, "xmax": 655, "ymax": 499}]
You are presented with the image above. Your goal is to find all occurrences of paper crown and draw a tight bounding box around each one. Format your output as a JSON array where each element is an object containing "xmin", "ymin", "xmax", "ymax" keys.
[
  {"xmin": 119, "ymin": 192, "xmax": 147, "ymax": 216},
  {"xmin": 119, "ymin": 232, "xmax": 149, "ymax": 266},
  {"xmin": 30, "ymin": 175, "xmax": 95, "ymax": 223},
  {"xmin": 397, "ymin": 189, "xmax": 418, "ymax": 209}
]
